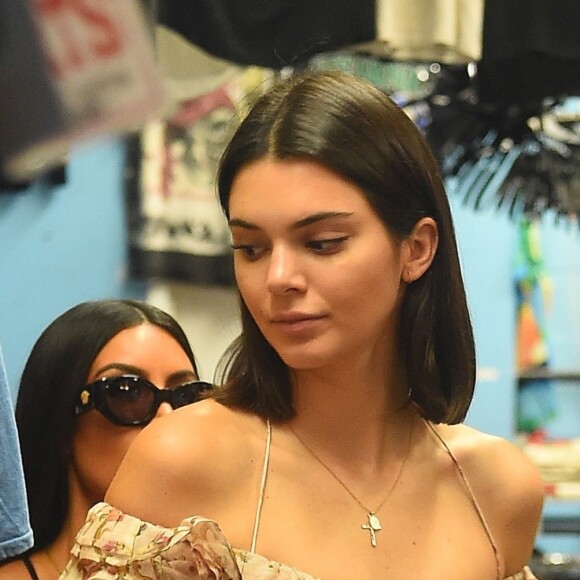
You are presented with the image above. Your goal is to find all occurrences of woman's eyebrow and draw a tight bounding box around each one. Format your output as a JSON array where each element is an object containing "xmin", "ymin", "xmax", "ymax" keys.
[
  {"xmin": 290, "ymin": 211, "xmax": 354, "ymax": 230},
  {"xmin": 229, "ymin": 211, "xmax": 354, "ymax": 231},
  {"xmin": 92, "ymin": 364, "xmax": 197, "ymax": 384},
  {"xmin": 228, "ymin": 217, "xmax": 258, "ymax": 230},
  {"xmin": 93, "ymin": 362, "xmax": 143, "ymax": 376}
]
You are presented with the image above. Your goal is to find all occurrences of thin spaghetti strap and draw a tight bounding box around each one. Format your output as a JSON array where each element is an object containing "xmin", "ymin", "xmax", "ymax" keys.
[
  {"xmin": 249, "ymin": 419, "xmax": 272, "ymax": 554},
  {"xmin": 424, "ymin": 420, "xmax": 502, "ymax": 580},
  {"xmin": 22, "ymin": 555, "xmax": 40, "ymax": 580}
]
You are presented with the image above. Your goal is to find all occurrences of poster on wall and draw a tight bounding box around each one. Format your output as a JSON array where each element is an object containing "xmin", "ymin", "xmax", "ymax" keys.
[{"xmin": 125, "ymin": 68, "xmax": 274, "ymax": 286}]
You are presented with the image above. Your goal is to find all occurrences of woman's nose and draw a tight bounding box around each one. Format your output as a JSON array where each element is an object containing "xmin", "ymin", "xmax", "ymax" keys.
[{"xmin": 266, "ymin": 246, "xmax": 306, "ymax": 294}]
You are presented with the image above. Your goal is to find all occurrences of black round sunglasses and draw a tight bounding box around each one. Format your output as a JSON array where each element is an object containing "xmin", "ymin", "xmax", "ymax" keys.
[{"xmin": 74, "ymin": 375, "xmax": 214, "ymax": 426}]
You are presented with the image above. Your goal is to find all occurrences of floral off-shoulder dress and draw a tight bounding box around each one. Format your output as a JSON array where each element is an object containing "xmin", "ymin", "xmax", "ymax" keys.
[{"xmin": 60, "ymin": 503, "xmax": 536, "ymax": 580}]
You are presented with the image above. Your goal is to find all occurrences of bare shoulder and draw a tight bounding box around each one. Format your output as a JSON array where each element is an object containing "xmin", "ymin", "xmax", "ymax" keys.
[
  {"xmin": 0, "ymin": 558, "xmax": 30, "ymax": 579},
  {"xmin": 112, "ymin": 398, "xmax": 259, "ymax": 472},
  {"xmin": 436, "ymin": 423, "xmax": 544, "ymax": 573},
  {"xmin": 437, "ymin": 423, "xmax": 544, "ymax": 502},
  {"xmin": 106, "ymin": 399, "xmax": 267, "ymax": 526}
]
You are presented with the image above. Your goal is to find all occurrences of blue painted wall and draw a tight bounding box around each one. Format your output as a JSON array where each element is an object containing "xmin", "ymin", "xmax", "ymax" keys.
[
  {"xmin": 448, "ymin": 180, "xmax": 580, "ymax": 555},
  {"xmin": 448, "ymin": 182, "xmax": 580, "ymax": 443},
  {"xmin": 0, "ymin": 138, "xmax": 146, "ymax": 397},
  {"xmin": 449, "ymin": 187, "xmax": 519, "ymax": 441},
  {"xmin": 520, "ymin": 219, "xmax": 580, "ymax": 556}
]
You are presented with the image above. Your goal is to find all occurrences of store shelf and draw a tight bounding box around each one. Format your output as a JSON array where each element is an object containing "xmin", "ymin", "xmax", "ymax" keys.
[
  {"xmin": 522, "ymin": 439, "xmax": 580, "ymax": 535},
  {"xmin": 518, "ymin": 370, "xmax": 580, "ymax": 382},
  {"xmin": 542, "ymin": 516, "xmax": 580, "ymax": 534}
]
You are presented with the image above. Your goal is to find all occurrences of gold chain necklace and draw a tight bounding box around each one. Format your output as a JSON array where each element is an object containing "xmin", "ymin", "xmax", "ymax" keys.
[{"xmin": 290, "ymin": 412, "xmax": 415, "ymax": 548}]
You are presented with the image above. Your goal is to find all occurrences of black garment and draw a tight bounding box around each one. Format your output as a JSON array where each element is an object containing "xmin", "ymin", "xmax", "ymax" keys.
[
  {"xmin": 0, "ymin": 0, "xmax": 71, "ymax": 191},
  {"xmin": 0, "ymin": 1, "xmax": 67, "ymax": 162},
  {"xmin": 0, "ymin": 165, "xmax": 67, "ymax": 193},
  {"xmin": 157, "ymin": 0, "xmax": 375, "ymax": 68},
  {"xmin": 22, "ymin": 556, "xmax": 39, "ymax": 580},
  {"xmin": 478, "ymin": 0, "xmax": 580, "ymax": 105}
]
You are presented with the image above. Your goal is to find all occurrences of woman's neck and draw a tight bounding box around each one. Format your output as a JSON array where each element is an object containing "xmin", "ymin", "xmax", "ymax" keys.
[
  {"xmin": 288, "ymin": 362, "xmax": 413, "ymax": 473},
  {"xmin": 43, "ymin": 471, "xmax": 100, "ymax": 573},
  {"xmin": 293, "ymin": 346, "xmax": 408, "ymax": 410},
  {"xmin": 40, "ymin": 523, "xmax": 75, "ymax": 578}
]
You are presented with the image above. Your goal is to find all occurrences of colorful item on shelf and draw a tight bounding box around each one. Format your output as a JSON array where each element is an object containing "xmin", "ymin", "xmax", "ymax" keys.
[{"xmin": 514, "ymin": 217, "xmax": 558, "ymax": 433}]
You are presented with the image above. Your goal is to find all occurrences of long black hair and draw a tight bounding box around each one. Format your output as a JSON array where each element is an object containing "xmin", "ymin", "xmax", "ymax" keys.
[
  {"xmin": 15, "ymin": 299, "xmax": 198, "ymax": 551},
  {"xmin": 215, "ymin": 70, "xmax": 476, "ymax": 425}
]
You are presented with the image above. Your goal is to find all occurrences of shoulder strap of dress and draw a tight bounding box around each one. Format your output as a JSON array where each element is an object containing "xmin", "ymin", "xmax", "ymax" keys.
[
  {"xmin": 249, "ymin": 419, "xmax": 272, "ymax": 554},
  {"xmin": 424, "ymin": 420, "xmax": 502, "ymax": 580},
  {"xmin": 21, "ymin": 555, "xmax": 40, "ymax": 580}
]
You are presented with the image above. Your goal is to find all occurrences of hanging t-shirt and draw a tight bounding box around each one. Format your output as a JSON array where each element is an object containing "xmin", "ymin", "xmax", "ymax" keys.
[{"xmin": 375, "ymin": 0, "xmax": 484, "ymax": 63}]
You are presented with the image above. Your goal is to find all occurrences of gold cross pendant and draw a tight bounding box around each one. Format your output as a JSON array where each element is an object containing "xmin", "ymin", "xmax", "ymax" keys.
[{"xmin": 361, "ymin": 512, "xmax": 382, "ymax": 547}]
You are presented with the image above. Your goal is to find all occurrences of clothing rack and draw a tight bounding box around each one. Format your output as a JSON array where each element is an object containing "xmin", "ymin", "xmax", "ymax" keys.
[
  {"xmin": 520, "ymin": 372, "xmax": 580, "ymax": 536},
  {"xmin": 423, "ymin": 65, "xmax": 580, "ymax": 226},
  {"xmin": 308, "ymin": 51, "xmax": 580, "ymax": 228}
]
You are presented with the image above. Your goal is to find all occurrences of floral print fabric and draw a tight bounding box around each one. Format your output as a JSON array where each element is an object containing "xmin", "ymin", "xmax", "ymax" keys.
[
  {"xmin": 509, "ymin": 568, "xmax": 537, "ymax": 580},
  {"xmin": 59, "ymin": 502, "xmax": 317, "ymax": 579},
  {"xmin": 60, "ymin": 502, "xmax": 241, "ymax": 579},
  {"xmin": 60, "ymin": 502, "xmax": 536, "ymax": 579}
]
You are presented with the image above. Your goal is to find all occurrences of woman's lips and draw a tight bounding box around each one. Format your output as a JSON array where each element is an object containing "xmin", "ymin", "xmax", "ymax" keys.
[{"xmin": 270, "ymin": 313, "xmax": 327, "ymax": 334}]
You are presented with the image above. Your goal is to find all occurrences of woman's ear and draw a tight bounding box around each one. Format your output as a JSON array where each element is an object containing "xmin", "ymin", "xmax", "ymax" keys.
[{"xmin": 401, "ymin": 217, "xmax": 438, "ymax": 283}]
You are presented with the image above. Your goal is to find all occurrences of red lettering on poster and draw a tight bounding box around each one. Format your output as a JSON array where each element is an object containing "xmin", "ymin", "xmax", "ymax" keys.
[{"xmin": 33, "ymin": 0, "xmax": 122, "ymax": 76}]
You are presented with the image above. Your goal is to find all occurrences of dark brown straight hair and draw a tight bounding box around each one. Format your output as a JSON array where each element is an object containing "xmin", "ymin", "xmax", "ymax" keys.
[{"xmin": 214, "ymin": 70, "xmax": 476, "ymax": 425}]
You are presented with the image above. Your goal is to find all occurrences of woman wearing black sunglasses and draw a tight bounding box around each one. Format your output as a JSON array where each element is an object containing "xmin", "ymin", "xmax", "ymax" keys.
[{"xmin": 0, "ymin": 299, "xmax": 211, "ymax": 580}]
